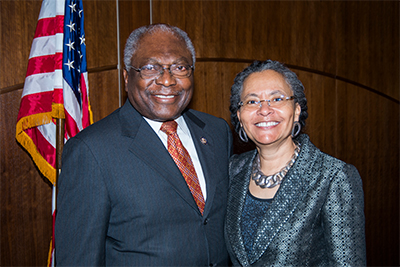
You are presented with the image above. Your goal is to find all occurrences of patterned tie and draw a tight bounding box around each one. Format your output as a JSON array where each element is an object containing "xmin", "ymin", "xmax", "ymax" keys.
[{"xmin": 161, "ymin": 120, "xmax": 205, "ymax": 215}]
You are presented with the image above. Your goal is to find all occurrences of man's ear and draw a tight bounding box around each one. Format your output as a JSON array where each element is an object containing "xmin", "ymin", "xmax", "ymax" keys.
[{"xmin": 123, "ymin": 69, "xmax": 129, "ymax": 91}]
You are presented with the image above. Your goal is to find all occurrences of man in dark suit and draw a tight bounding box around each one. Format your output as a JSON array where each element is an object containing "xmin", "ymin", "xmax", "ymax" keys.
[{"xmin": 55, "ymin": 24, "xmax": 233, "ymax": 266}]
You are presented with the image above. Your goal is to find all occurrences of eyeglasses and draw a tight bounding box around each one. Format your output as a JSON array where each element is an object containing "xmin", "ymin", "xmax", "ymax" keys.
[
  {"xmin": 238, "ymin": 95, "xmax": 296, "ymax": 110},
  {"xmin": 131, "ymin": 64, "xmax": 194, "ymax": 80}
]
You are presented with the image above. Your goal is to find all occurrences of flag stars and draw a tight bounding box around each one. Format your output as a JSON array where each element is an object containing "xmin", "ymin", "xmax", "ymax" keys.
[
  {"xmin": 79, "ymin": 9, "xmax": 83, "ymax": 18},
  {"xmin": 66, "ymin": 39, "xmax": 75, "ymax": 51},
  {"xmin": 69, "ymin": 2, "xmax": 77, "ymax": 13},
  {"xmin": 79, "ymin": 35, "xmax": 86, "ymax": 46},
  {"xmin": 67, "ymin": 21, "xmax": 76, "ymax": 32},
  {"xmin": 64, "ymin": 59, "xmax": 75, "ymax": 71}
]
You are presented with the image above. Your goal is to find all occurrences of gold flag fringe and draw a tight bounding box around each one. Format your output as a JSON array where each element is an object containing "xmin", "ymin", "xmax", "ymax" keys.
[
  {"xmin": 47, "ymin": 237, "xmax": 53, "ymax": 267},
  {"xmin": 15, "ymin": 111, "xmax": 59, "ymax": 185}
]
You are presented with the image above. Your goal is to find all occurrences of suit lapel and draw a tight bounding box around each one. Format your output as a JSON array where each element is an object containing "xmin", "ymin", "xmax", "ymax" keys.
[
  {"xmin": 119, "ymin": 102, "xmax": 200, "ymax": 213},
  {"xmin": 183, "ymin": 110, "xmax": 217, "ymax": 216}
]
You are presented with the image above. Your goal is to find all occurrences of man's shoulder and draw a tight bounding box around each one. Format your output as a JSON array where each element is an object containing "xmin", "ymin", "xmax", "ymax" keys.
[
  {"xmin": 71, "ymin": 107, "xmax": 123, "ymax": 141},
  {"xmin": 74, "ymin": 101, "xmax": 140, "ymax": 139}
]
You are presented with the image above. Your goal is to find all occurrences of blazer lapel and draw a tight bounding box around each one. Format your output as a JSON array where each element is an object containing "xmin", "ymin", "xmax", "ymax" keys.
[
  {"xmin": 226, "ymin": 151, "xmax": 258, "ymax": 267},
  {"xmin": 248, "ymin": 146, "xmax": 309, "ymax": 264},
  {"xmin": 119, "ymin": 102, "xmax": 200, "ymax": 213}
]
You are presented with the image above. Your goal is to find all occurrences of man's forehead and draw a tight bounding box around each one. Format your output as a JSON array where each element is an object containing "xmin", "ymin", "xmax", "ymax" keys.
[
  {"xmin": 139, "ymin": 30, "xmax": 185, "ymax": 48},
  {"xmin": 133, "ymin": 32, "xmax": 192, "ymax": 63}
]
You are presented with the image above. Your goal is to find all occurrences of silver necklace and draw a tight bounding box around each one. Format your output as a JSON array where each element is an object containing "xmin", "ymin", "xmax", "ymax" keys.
[{"xmin": 251, "ymin": 142, "xmax": 300, "ymax": 188}]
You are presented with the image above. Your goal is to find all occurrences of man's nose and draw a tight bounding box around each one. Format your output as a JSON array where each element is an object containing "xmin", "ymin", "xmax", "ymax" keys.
[{"xmin": 155, "ymin": 68, "xmax": 177, "ymax": 86}]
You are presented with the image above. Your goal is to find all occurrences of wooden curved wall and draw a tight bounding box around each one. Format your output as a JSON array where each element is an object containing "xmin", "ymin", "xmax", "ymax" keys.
[{"xmin": 1, "ymin": 1, "xmax": 398, "ymax": 266}]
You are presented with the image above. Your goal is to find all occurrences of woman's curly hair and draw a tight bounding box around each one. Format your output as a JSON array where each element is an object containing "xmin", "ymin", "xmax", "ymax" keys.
[{"xmin": 230, "ymin": 59, "xmax": 308, "ymax": 136}]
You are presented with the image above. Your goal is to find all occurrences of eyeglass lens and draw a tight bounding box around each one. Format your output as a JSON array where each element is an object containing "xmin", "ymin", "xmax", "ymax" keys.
[
  {"xmin": 137, "ymin": 64, "xmax": 192, "ymax": 79},
  {"xmin": 240, "ymin": 95, "xmax": 294, "ymax": 109}
]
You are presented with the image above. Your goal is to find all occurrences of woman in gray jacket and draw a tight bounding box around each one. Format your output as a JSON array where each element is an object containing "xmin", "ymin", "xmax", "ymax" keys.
[{"xmin": 225, "ymin": 59, "xmax": 366, "ymax": 266}]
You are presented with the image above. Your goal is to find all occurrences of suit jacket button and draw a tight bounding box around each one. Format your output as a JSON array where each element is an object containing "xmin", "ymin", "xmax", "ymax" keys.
[{"xmin": 203, "ymin": 218, "xmax": 209, "ymax": 225}]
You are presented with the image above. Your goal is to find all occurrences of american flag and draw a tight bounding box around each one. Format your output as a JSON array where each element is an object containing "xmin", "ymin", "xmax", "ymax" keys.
[{"xmin": 15, "ymin": 0, "xmax": 92, "ymax": 265}]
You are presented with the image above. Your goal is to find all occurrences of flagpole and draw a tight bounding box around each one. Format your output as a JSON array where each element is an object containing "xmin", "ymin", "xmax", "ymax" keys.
[
  {"xmin": 116, "ymin": 0, "xmax": 122, "ymax": 107},
  {"xmin": 53, "ymin": 118, "xmax": 64, "ymax": 266},
  {"xmin": 55, "ymin": 118, "xmax": 64, "ymax": 192},
  {"xmin": 150, "ymin": 0, "xmax": 153, "ymax": 24}
]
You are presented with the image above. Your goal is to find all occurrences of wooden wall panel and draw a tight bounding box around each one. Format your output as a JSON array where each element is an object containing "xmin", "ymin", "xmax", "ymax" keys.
[
  {"xmin": 1, "ymin": 89, "xmax": 52, "ymax": 266},
  {"xmin": 83, "ymin": 0, "xmax": 118, "ymax": 69},
  {"xmin": 83, "ymin": 0, "xmax": 121, "ymax": 119},
  {"xmin": 1, "ymin": 0, "xmax": 398, "ymax": 266},
  {"xmin": 337, "ymin": 82, "xmax": 399, "ymax": 265},
  {"xmin": 336, "ymin": 1, "xmax": 399, "ymax": 100},
  {"xmin": 118, "ymin": 0, "xmax": 151, "ymax": 52},
  {"xmin": 89, "ymin": 70, "xmax": 120, "ymax": 122},
  {"xmin": 118, "ymin": 0, "xmax": 151, "ymax": 103},
  {"xmin": 0, "ymin": 0, "xmax": 41, "ymax": 89},
  {"xmin": 296, "ymin": 72, "xmax": 338, "ymax": 153},
  {"xmin": 153, "ymin": 0, "xmax": 398, "ymax": 101},
  {"xmin": 188, "ymin": 62, "xmax": 256, "ymax": 155},
  {"xmin": 1, "ymin": 2, "xmax": 52, "ymax": 266}
]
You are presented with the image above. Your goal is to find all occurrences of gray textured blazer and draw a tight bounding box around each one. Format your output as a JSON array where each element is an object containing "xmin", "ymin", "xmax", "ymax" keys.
[
  {"xmin": 55, "ymin": 100, "xmax": 233, "ymax": 266},
  {"xmin": 225, "ymin": 134, "xmax": 366, "ymax": 266}
]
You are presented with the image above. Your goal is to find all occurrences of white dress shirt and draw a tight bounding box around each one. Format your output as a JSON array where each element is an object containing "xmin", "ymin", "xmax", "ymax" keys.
[{"xmin": 144, "ymin": 116, "xmax": 207, "ymax": 200}]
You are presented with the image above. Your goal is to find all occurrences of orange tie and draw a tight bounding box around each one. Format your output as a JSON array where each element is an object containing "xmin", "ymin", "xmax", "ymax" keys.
[{"xmin": 161, "ymin": 120, "xmax": 205, "ymax": 215}]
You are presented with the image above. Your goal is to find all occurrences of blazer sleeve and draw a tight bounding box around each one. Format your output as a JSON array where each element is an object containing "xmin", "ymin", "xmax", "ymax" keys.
[
  {"xmin": 55, "ymin": 137, "xmax": 110, "ymax": 266},
  {"xmin": 322, "ymin": 163, "xmax": 367, "ymax": 266}
]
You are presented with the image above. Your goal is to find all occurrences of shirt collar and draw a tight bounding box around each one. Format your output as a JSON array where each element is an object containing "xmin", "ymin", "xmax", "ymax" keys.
[{"xmin": 143, "ymin": 116, "xmax": 190, "ymax": 136}]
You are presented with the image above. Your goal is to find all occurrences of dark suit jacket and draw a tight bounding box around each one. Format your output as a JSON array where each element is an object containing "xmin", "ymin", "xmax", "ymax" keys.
[
  {"xmin": 225, "ymin": 134, "xmax": 366, "ymax": 266},
  {"xmin": 55, "ymin": 100, "xmax": 233, "ymax": 266}
]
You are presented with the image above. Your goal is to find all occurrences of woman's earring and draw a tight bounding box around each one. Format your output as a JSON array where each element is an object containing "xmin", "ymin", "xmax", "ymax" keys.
[
  {"xmin": 291, "ymin": 121, "xmax": 301, "ymax": 138},
  {"xmin": 239, "ymin": 126, "xmax": 248, "ymax": 142}
]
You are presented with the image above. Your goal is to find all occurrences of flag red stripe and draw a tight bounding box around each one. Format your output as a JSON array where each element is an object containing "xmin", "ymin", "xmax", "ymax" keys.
[
  {"xmin": 26, "ymin": 53, "xmax": 63, "ymax": 77},
  {"xmin": 80, "ymin": 74, "xmax": 90, "ymax": 127},
  {"xmin": 34, "ymin": 15, "xmax": 64, "ymax": 38},
  {"xmin": 25, "ymin": 127, "xmax": 56, "ymax": 168},
  {"xmin": 52, "ymin": 88, "xmax": 64, "ymax": 104},
  {"xmin": 17, "ymin": 92, "xmax": 53, "ymax": 120},
  {"xmin": 64, "ymin": 110, "xmax": 80, "ymax": 138}
]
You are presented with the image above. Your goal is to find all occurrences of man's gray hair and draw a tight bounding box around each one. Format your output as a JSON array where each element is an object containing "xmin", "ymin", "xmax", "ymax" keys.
[{"xmin": 124, "ymin": 24, "xmax": 196, "ymax": 71}]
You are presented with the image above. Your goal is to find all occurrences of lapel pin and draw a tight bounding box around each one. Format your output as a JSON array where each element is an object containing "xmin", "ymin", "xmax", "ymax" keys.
[{"xmin": 200, "ymin": 137, "xmax": 208, "ymax": 145}]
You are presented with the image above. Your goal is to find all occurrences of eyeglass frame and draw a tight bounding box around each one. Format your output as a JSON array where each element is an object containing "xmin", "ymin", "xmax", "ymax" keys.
[
  {"xmin": 238, "ymin": 95, "xmax": 296, "ymax": 109},
  {"xmin": 130, "ymin": 63, "xmax": 194, "ymax": 80}
]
